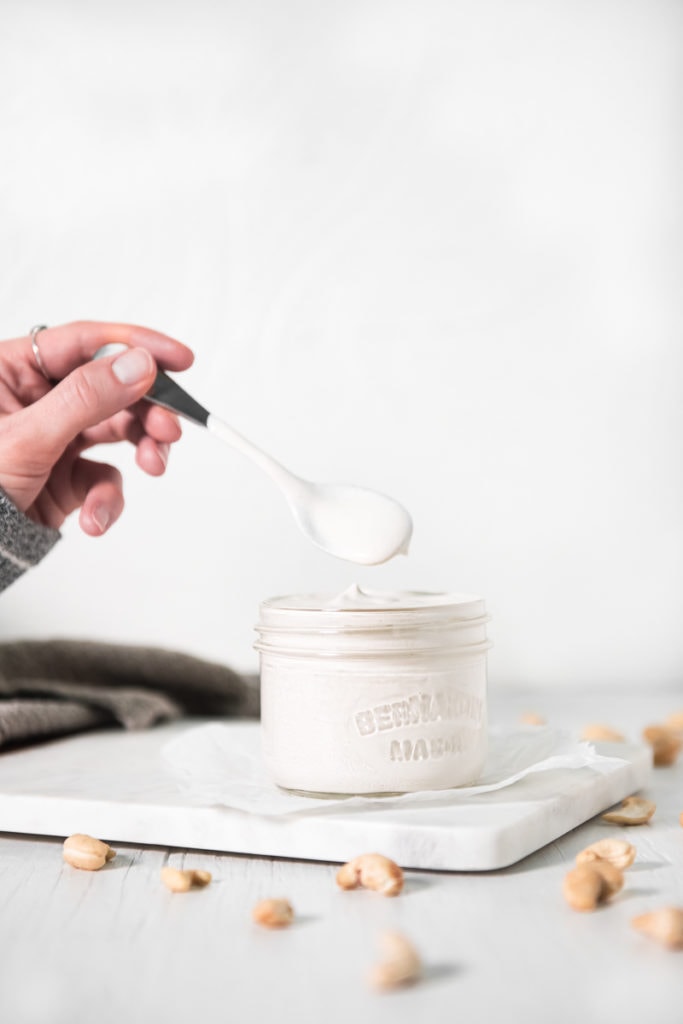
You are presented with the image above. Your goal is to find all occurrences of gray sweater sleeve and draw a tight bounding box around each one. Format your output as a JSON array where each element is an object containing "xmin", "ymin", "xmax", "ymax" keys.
[{"xmin": 0, "ymin": 489, "xmax": 60, "ymax": 591}]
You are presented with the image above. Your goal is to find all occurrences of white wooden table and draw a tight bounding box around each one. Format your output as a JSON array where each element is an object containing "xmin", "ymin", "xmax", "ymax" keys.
[{"xmin": 0, "ymin": 688, "xmax": 681, "ymax": 1024}]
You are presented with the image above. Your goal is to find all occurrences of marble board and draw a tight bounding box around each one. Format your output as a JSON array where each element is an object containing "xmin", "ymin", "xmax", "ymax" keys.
[{"xmin": 0, "ymin": 721, "xmax": 651, "ymax": 871}]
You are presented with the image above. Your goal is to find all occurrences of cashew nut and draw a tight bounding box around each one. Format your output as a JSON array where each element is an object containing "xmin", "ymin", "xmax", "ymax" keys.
[
  {"xmin": 63, "ymin": 834, "xmax": 116, "ymax": 871},
  {"xmin": 562, "ymin": 861, "xmax": 624, "ymax": 912},
  {"xmin": 631, "ymin": 908, "xmax": 683, "ymax": 949},
  {"xmin": 664, "ymin": 710, "xmax": 683, "ymax": 732},
  {"xmin": 368, "ymin": 931, "xmax": 421, "ymax": 990},
  {"xmin": 562, "ymin": 865, "xmax": 603, "ymax": 911},
  {"xmin": 580, "ymin": 724, "xmax": 625, "ymax": 743},
  {"xmin": 593, "ymin": 861, "xmax": 625, "ymax": 899},
  {"xmin": 336, "ymin": 854, "xmax": 404, "ymax": 897},
  {"xmin": 602, "ymin": 796, "xmax": 656, "ymax": 826},
  {"xmin": 642, "ymin": 725, "xmax": 682, "ymax": 767},
  {"xmin": 576, "ymin": 838, "xmax": 636, "ymax": 871},
  {"xmin": 161, "ymin": 867, "xmax": 212, "ymax": 893},
  {"xmin": 520, "ymin": 712, "xmax": 546, "ymax": 726},
  {"xmin": 252, "ymin": 898, "xmax": 294, "ymax": 928}
]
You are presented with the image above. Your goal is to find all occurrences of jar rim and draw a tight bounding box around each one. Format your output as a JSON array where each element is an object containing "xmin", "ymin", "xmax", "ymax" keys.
[
  {"xmin": 255, "ymin": 591, "xmax": 490, "ymax": 657},
  {"xmin": 255, "ymin": 613, "xmax": 490, "ymax": 636}
]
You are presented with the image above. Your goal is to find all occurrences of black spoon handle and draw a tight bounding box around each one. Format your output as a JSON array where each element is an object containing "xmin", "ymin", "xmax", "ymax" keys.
[
  {"xmin": 93, "ymin": 344, "xmax": 210, "ymax": 428},
  {"xmin": 146, "ymin": 369, "xmax": 210, "ymax": 427}
]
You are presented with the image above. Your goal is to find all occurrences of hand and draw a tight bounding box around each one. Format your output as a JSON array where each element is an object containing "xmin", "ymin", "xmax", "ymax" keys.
[{"xmin": 0, "ymin": 321, "xmax": 194, "ymax": 535}]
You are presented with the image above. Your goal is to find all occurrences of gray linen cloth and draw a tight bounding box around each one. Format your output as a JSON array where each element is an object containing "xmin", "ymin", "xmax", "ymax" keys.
[{"xmin": 0, "ymin": 640, "xmax": 259, "ymax": 749}]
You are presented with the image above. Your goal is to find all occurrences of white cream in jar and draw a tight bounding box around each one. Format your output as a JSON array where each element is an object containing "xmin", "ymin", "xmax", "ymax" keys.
[{"xmin": 254, "ymin": 585, "xmax": 491, "ymax": 795}]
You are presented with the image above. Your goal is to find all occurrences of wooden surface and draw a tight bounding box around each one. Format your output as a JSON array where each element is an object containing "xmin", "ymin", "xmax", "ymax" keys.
[{"xmin": 0, "ymin": 688, "xmax": 681, "ymax": 1024}]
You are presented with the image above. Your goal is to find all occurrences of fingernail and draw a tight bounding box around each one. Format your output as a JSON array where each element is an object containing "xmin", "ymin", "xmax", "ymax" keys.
[
  {"xmin": 92, "ymin": 506, "xmax": 111, "ymax": 533},
  {"xmin": 112, "ymin": 347, "xmax": 154, "ymax": 385},
  {"xmin": 157, "ymin": 443, "xmax": 170, "ymax": 468}
]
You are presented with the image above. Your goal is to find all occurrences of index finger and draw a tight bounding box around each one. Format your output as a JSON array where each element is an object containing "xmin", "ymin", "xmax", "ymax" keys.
[{"xmin": 22, "ymin": 321, "xmax": 194, "ymax": 381}]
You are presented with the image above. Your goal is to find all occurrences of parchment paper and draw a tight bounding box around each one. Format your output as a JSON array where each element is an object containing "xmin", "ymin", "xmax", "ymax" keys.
[{"xmin": 162, "ymin": 723, "xmax": 627, "ymax": 816}]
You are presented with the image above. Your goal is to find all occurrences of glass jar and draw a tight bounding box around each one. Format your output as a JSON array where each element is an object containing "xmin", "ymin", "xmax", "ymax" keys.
[{"xmin": 254, "ymin": 587, "xmax": 491, "ymax": 795}]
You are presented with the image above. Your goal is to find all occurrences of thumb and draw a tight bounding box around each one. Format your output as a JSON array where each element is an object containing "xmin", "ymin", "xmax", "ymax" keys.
[{"xmin": 24, "ymin": 347, "xmax": 156, "ymax": 460}]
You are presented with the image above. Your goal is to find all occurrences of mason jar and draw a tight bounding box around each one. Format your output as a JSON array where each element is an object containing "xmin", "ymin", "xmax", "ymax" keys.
[{"xmin": 254, "ymin": 587, "xmax": 491, "ymax": 795}]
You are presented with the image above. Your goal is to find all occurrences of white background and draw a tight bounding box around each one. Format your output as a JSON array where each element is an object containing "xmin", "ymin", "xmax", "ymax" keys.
[{"xmin": 0, "ymin": 0, "xmax": 681, "ymax": 687}]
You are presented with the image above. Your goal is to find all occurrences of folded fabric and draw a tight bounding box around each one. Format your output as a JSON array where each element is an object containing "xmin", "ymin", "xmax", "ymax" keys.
[{"xmin": 0, "ymin": 639, "xmax": 259, "ymax": 750}]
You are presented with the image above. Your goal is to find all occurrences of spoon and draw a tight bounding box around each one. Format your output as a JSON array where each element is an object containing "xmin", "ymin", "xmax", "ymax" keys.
[{"xmin": 94, "ymin": 344, "xmax": 412, "ymax": 565}]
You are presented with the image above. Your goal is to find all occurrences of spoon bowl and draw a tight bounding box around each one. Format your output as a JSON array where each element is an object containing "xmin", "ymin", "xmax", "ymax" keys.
[{"xmin": 288, "ymin": 481, "xmax": 412, "ymax": 565}]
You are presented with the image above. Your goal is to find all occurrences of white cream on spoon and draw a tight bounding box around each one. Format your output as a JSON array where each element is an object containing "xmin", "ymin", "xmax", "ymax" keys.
[{"xmin": 93, "ymin": 345, "xmax": 413, "ymax": 565}]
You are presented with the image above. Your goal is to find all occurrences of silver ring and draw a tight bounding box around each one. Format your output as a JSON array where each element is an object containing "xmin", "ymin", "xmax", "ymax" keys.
[{"xmin": 29, "ymin": 325, "xmax": 51, "ymax": 382}]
